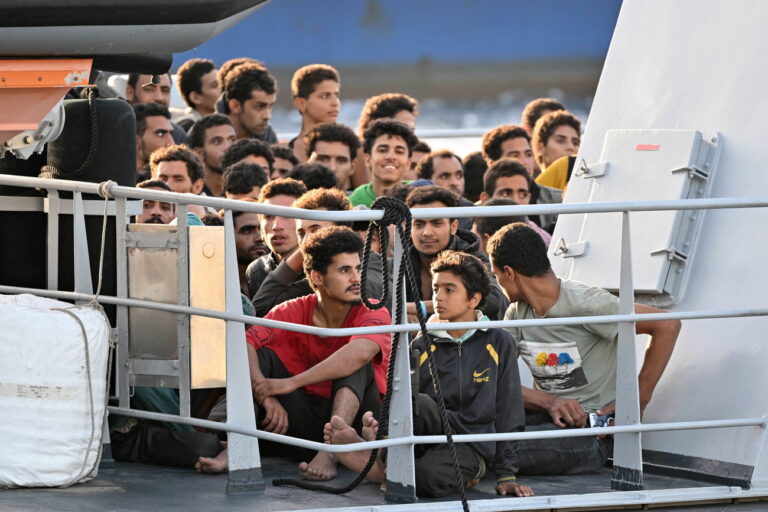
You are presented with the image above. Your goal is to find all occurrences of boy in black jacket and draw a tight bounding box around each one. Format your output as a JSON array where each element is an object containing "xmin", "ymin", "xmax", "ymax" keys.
[{"xmin": 324, "ymin": 250, "xmax": 533, "ymax": 498}]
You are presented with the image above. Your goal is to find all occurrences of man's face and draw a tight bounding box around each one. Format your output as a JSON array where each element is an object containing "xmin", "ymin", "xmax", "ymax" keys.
[
  {"xmin": 407, "ymin": 150, "xmax": 427, "ymax": 181},
  {"xmin": 539, "ymin": 125, "xmax": 580, "ymax": 168},
  {"xmin": 272, "ymin": 157, "xmax": 294, "ymax": 180},
  {"xmin": 231, "ymin": 89, "xmax": 276, "ymax": 137},
  {"xmin": 365, "ymin": 134, "xmax": 409, "ymax": 186},
  {"xmin": 138, "ymin": 116, "xmax": 174, "ymax": 164},
  {"xmin": 500, "ymin": 137, "xmax": 535, "ymax": 176},
  {"xmin": 492, "ymin": 175, "xmax": 530, "ymax": 205},
  {"xmin": 137, "ymin": 186, "xmax": 175, "ymax": 224},
  {"xmin": 432, "ymin": 271, "xmax": 477, "ymax": 323},
  {"xmin": 260, "ymin": 194, "xmax": 299, "ymax": 258},
  {"xmin": 313, "ymin": 252, "xmax": 362, "ymax": 305},
  {"xmin": 154, "ymin": 160, "xmax": 202, "ymax": 195},
  {"xmin": 236, "ymin": 154, "xmax": 271, "ymax": 174},
  {"xmin": 193, "ymin": 69, "xmax": 220, "ymax": 113},
  {"xmin": 431, "ymin": 156, "xmax": 465, "ymax": 196},
  {"xmin": 491, "ymin": 261, "xmax": 521, "ymax": 302},
  {"xmin": 298, "ymin": 79, "xmax": 340, "ymax": 124},
  {"xmin": 410, "ymin": 201, "xmax": 458, "ymax": 257},
  {"xmin": 296, "ymin": 209, "xmax": 335, "ymax": 241},
  {"xmin": 226, "ymin": 186, "xmax": 261, "ymax": 201},
  {"xmin": 129, "ymin": 74, "xmax": 171, "ymax": 106},
  {"xmin": 199, "ymin": 124, "xmax": 236, "ymax": 173},
  {"xmin": 308, "ymin": 141, "xmax": 352, "ymax": 187},
  {"xmin": 234, "ymin": 212, "xmax": 268, "ymax": 264}
]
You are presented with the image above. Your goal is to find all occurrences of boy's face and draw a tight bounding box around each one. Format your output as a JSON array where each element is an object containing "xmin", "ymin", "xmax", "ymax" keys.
[
  {"xmin": 298, "ymin": 79, "xmax": 340, "ymax": 124},
  {"xmin": 410, "ymin": 201, "xmax": 458, "ymax": 256},
  {"xmin": 432, "ymin": 271, "xmax": 478, "ymax": 322}
]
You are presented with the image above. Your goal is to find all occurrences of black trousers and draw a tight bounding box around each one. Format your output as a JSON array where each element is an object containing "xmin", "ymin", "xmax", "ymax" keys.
[
  {"xmin": 256, "ymin": 347, "xmax": 381, "ymax": 460},
  {"xmin": 110, "ymin": 420, "xmax": 222, "ymax": 468}
]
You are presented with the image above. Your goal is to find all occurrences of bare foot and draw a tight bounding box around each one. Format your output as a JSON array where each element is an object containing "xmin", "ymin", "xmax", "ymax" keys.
[
  {"xmin": 465, "ymin": 478, "xmax": 480, "ymax": 489},
  {"xmin": 195, "ymin": 448, "xmax": 228, "ymax": 474},
  {"xmin": 323, "ymin": 415, "xmax": 386, "ymax": 483},
  {"xmin": 361, "ymin": 411, "xmax": 379, "ymax": 442},
  {"xmin": 298, "ymin": 451, "xmax": 337, "ymax": 481}
]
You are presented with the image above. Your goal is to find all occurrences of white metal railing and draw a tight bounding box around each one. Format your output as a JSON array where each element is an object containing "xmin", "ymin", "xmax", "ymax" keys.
[{"xmin": 1, "ymin": 173, "xmax": 767, "ymax": 507}]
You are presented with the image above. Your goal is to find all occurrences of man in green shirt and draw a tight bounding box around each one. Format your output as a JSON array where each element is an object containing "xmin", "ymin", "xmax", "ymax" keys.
[
  {"xmin": 487, "ymin": 222, "xmax": 681, "ymax": 475},
  {"xmin": 348, "ymin": 119, "xmax": 418, "ymax": 207}
]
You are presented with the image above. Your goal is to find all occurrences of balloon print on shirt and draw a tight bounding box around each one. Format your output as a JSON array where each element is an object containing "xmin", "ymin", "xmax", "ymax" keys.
[{"xmin": 519, "ymin": 340, "xmax": 588, "ymax": 392}]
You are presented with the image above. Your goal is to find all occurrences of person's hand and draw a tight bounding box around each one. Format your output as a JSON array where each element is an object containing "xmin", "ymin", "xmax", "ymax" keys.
[
  {"xmin": 547, "ymin": 397, "xmax": 587, "ymax": 428},
  {"xmin": 260, "ymin": 396, "xmax": 289, "ymax": 435},
  {"xmin": 253, "ymin": 378, "xmax": 298, "ymax": 402},
  {"xmin": 596, "ymin": 401, "xmax": 615, "ymax": 416},
  {"xmin": 496, "ymin": 480, "xmax": 534, "ymax": 497}
]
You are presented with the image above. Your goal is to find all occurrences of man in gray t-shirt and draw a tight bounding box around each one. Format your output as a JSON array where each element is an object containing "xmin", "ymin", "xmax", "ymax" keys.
[{"xmin": 487, "ymin": 223, "xmax": 681, "ymax": 475}]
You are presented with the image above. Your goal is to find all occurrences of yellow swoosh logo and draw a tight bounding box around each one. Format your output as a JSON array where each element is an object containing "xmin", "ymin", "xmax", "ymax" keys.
[{"xmin": 473, "ymin": 368, "xmax": 490, "ymax": 378}]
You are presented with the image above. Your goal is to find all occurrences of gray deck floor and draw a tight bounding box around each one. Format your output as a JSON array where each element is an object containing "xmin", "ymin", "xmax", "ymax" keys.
[{"xmin": 1, "ymin": 457, "xmax": 766, "ymax": 512}]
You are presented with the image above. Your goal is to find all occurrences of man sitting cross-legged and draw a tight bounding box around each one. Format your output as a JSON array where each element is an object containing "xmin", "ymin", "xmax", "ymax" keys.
[
  {"xmin": 325, "ymin": 251, "xmax": 533, "ymax": 498},
  {"xmin": 197, "ymin": 226, "xmax": 391, "ymax": 480}
]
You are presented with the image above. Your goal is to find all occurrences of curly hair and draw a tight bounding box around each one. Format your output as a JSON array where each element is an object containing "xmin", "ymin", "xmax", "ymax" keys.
[
  {"xmin": 222, "ymin": 138, "xmax": 274, "ymax": 171},
  {"xmin": 176, "ymin": 58, "xmax": 216, "ymax": 108},
  {"xmin": 222, "ymin": 162, "xmax": 268, "ymax": 195},
  {"xmin": 294, "ymin": 187, "xmax": 350, "ymax": 211},
  {"xmin": 187, "ymin": 114, "xmax": 234, "ymax": 149},
  {"xmin": 287, "ymin": 162, "xmax": 338, "ymax": 191},
  {"xmin": 303, "ymin": 122, "xmax": 360, "ymax": 160},
  {"xmin": 474, "ymin": 198, "xmax": 526, "ymax": 239},
  {"xmin": 225, "ymin": 63, "xmax": 277, "ymax": 105},
  {"xmin": 271, "ymin": 144, "xmax": 300, "ymax": 166},
  {"xmin": 218, "ymin": 57, "xmax": 263, "ymax": 89},
  {"xmin": 481, "ymin": 124, "xmax": 530, "ymax": 163},
  {"xmin": 291, "ymin": 64, "xmax": 340, "ymax": 99},
  {"xmin": 487, "ymin": 222, "xmax": 551, "ymax": 277},
  {"xmin": 258, "ymin": 177, "xmax": 307, "ymax": 202},
  {"xmin": 149, "ymin": 144, "xmax": 204, "ymax": 183},
  {"xmin": 531, "ymin": 110, "xmax": 581, "ymax": 165},
  {"xmin": 416, "ymin": 150, "xmax": 461, "ymax": 180},
  {"xmin": 405, "ymin": 185, "xmax": 458, "ymax": 209},
  {"xmin": 362, "ymin": 119, "xmax": 418, "ymax": 156},
  {"xmin": 430, "ymin": 250, "xmax": 490, "ymax": 307},
  {"xmin": 357, "ymin": 93, "xmax": 419, "ymax": 135},
  {"xmin": 483, "ymin": 158, "xmax": 530, "ymax": 197},
  {"xmin": 521, "ymin": 97, "xmax": 565, "ymax": 133},
  {"xmin": 302, "ymin": 226, "xmax": 363, "ymax": 281}
]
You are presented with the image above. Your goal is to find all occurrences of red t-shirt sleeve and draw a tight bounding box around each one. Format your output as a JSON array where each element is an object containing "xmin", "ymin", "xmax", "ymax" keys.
[
  {"xmin": 349, "ymin": 305, "xmax": 392, "ymax": 363},
  {"xmin": 245, "ymin": 300, "xmax": 298, "ymax": 349}
]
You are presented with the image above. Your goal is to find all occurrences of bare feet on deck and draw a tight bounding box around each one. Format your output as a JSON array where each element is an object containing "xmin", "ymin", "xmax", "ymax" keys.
[
  {"xmin": 195, "ymin": 448, "xmax": 228, "ymax": 474},
  {"xmin": 298, "ymin": 451, "xmax": 337, "ymax": 481},
  {"xmin": 323, "ymin": 414, "xmax": 386, "ymax": 483}
]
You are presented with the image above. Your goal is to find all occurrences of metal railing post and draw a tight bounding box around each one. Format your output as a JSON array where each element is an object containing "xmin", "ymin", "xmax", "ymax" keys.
[
  {"xmin": 611, "ymin": 210, "xmax": 644, "ymax": 490},
  {"xmin": 175, "ymin": 205, "xmax": 191, "ymax": 418},
  {"xmin": 72, "ymin": 191, "xmax": 93, "ymax": 298},
  {"xmin": 384, "ymin": 233, "xmax": 417, "ymax": 503},
  {"xmin": 46, "ymin": 190, "xmax": 60, "ymax": 290},
  {"xmin": 222, "ymin": 210, "xmax": 263, "ymax": 493},
  {"xmin": 115, "ymin": 196, "xmax": 130, "ymax": 408}
]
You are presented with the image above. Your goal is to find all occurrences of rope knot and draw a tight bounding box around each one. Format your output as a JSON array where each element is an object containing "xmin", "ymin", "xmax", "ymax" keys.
[
  {"xmin": 370, "ymin": 197, "xmax": 410, "ymax": 227},
  {"xmin": 96, "ymin": 180, "xmax": 116, "ymax": 199}
]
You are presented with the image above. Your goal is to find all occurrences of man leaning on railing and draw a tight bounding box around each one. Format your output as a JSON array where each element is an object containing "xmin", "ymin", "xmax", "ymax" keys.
[{"xmin": 487, "ymin": 223, "xmax": 681, "ymax": 475}]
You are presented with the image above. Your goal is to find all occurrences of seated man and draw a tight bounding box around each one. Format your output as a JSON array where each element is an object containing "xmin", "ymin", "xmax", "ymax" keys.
[
  {"xmin": 199, "ymin": 227, "xmax": 391, "ymax": 479},
  {"xmin": 251, "ymin": 187, "xmax": 383, "ymax": 317},
  {"xmin": 405, "ymin": 186, "xmax": 508, "ymax": 320},
  {"xmin": 474, "ymin": 197, "xmax": 551, "ymax": 249},
  {"xmin": 222, "ymin": 161, "xmax": 269, "ymax": 201},
  {"xmin": 135, "ymin": 180, "xmax": 175, "ymax": 224},
  {"xmin": 415, "ymin": 149, "xmax": 474, "ymax": 231},
  {"xmin": 487, "ymin": 223, "xmax": 681, "ymax": 475},
  {"xmin": 304, "ymin": 122, "xmax": 360, "ymax": 190},
  {"xmin": 325, "ymin": 251, "xmax": 533, "ymax": 498}
]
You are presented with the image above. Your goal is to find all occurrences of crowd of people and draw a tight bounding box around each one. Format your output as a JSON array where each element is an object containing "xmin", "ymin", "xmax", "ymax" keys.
[{"xmin": 111, "ymin": 58, "xmax": 681, "ymax": 499}]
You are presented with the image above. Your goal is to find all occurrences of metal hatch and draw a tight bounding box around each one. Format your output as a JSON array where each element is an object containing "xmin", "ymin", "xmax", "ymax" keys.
[{"xmin": 552, "ymin": 129, "xmax": 722, "ymax": 306}]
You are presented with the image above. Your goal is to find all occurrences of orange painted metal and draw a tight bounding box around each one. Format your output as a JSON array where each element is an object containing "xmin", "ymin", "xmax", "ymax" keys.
[{"xmin": 0, "ymin": 59, "xmax": 93, "ymax": 147}]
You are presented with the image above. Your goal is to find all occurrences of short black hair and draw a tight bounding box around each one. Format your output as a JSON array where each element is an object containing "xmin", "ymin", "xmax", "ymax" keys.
[
  {"xmin": 413, "ymin": 140, "xmax": 431, "ymax": 154},
  {"xmin": 521, "ymin": 97, "xmax": 565, "ymax": 133},
  {"xmin": 430, "ymin": 250, "xmax": 490, "ymax": 308},
  {"xmin": 136, "ymin": 179, "xmax": 172, "ymax": 192},
  {"xmin": 481, "ymin": 124, "xmax": 530, "ymax": 163},
  {"xmin": 487, "ymin": 222, "xmax": 551, "ymax": 277},
  {"xmin": 358, "ymin": 92, "xmax": 419, "ymax": 135},
  {"xmin": 291, "ymin": 64, "xmax": 340, "ymax": 99},
  {"xmin": 225, "ymin": 63, "xmax": 277, "ymax": 105},
  {"xmin": 149, "ymin": 144, "xmax": 204, "ymax": 183},
  {"xmin": 405, "ymin": 185, "xmax": 458, "ymax": 209},
  {"xmin": 462, "ymin": 151, "xmax": 487, "ymax": 203},
  {"xmin": 304, "ymin": 122, "xmax": 360, "ymax": 160},
  {"xmin": 218, "ymin": 57, "xmax": 263, "ymax": 89},
  {"xmin": 416, "ymin": 150, "xmax": 462, "ymax": 180},
  {"xmin": 288, "ymin": 162, "xmax": 338, "ymax": 191},
  {"xmin": 474, "ymin": 198, "xmax": 527, "ymax": 238},
  {"xmin": 532, "ymin": 110, "xmax": 581, "ymax": 162},
  {"xmin": 223, "ymin": 162, "xmax": 268, "ymax": 195},
  {"xmin": 387, "ymin": 183, "xmax": 413, "ymax": 203},
  {"xmin": 222, "ymin": 138, "xmax": 275, "ymax": 171},
  {"xmin": 271, "ymin": 144, "xmax": 300, "ymax": 166},
  {"xmin": 134, "ymin": 103, "xmax": 170, "ymax": 136},
  {"xmin": 258, "ymin": 177, "xmax": 307, "ymax": 202},
  {"xmin": 176, "ymin": 58, "xmax": 216, "ymax": 108},
  {"xmin": 201, "ymin": 213, "xmax": 225, "ymax": 226},
  {"xmin": 302, "ymin": 225, "xmax": 363, "ymax": 281},
  {"xmin": 362, "ymin": 119, "xmax": 418, "ymax": 156},
  {"xmin": 483, "ymin": 159, "xmax": 530, "ymax": 197},
  {"xmin": 187, "ymin": 114, "xmax": 233, "ymax": 149}
]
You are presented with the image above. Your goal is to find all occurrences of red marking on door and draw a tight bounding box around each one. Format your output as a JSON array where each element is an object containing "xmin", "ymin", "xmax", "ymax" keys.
[{"xmin": 635, "ymin": 144, "xmax": 660, "ymax": 151}]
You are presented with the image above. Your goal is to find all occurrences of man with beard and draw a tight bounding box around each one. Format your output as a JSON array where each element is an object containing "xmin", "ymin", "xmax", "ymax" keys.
[
  {"xmin": 196, "ymin": 227, "xmax": 391, "ymax": 483},
  {"xmin": 188, "ymin": 114, "xmax": 237, "ymax": 196},
  {"xmin": 231, "ymin": 204, "xmax": 269, "ymax": 295},
  {"xmin": 135, "ymin": 180, "xmax": 175, "ymax": 224}
]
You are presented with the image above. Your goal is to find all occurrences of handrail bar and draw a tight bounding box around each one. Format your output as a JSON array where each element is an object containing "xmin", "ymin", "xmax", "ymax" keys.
[
  {"xmin": 3, "ymin": 284, "xmax": 767, "ymax": 337},
  {"xmin": 107, "ymin": 406, "xmax": 766, "ymax": 453},
  {"xmin": 0, "ymin": 174, "xmax": 767, "ymax": 220}
]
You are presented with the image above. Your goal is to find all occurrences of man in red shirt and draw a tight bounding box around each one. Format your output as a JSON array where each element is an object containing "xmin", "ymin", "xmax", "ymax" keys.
[{"xmin": 198, "ymin": 226, "xmax": 391, "ymax": 479}]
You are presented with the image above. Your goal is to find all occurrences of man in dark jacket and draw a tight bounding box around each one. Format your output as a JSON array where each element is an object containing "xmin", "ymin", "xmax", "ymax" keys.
[
  {"xmin": 404, "ymin": 186, "xmax": 508, "ymax": 319},
  {"xmin": 324, "ymin": 250, "xmax": 532, "ymax": 498}
]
